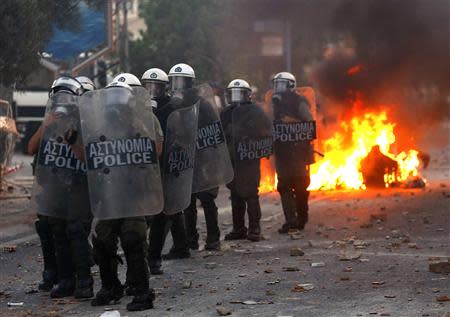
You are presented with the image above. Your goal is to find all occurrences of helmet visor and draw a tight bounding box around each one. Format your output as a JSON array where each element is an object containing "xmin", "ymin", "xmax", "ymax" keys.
[
  {"xmin": 226, "ymin": 88, "xmax": 250, "ymax": 104},
  {"xmin": 169, "ymin": 76, "xmax": 193, "ymax": 93},
  {"xmin": 143, "ymin": 81, "xmax": 166, "ymax": 100},
  {"xmin": 272, "ymin": 79, "xmax": 290, "ymax": 94}
]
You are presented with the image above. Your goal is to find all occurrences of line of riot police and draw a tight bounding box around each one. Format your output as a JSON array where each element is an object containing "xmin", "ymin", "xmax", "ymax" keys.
[{"xmin": 29, "ymin": 67, "xmax": 316, "ymax": 312}]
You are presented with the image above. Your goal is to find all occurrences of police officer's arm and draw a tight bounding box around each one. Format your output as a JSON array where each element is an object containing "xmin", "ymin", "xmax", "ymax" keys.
[{"xmin": 28, "ymin": 124, "xmax": 43, "ymax": 155}]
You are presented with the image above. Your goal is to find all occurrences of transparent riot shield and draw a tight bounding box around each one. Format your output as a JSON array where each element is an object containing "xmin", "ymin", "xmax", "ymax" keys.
[
  {"xmin": 32, "ymin": 93, "xmax": 90, "ymax": 220},
  {"xmin": 192, "ymin": 84, "xmax": 233, "ymax": 193},
  {"xmin": 270, "ymin": 88, "xmax": 317, "ymax": 177},
  {"xmin": 231, "ymin": 103, "xmax": 273, "ymax": 196},
  {"xmin": 162, "ymin": 104, "xmax": 199, "ymax": 214},
  {"xmin": 79, "ymin": 87, "xmax": 164, "ymax": 220}
]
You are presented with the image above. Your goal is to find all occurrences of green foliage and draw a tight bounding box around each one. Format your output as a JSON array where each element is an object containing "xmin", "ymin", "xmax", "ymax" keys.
[{"xmin": 130, "ymin": 0, "xmax": 224, "ymax": 82}]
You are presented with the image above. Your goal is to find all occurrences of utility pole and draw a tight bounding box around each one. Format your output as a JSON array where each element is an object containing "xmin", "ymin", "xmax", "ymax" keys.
[{"xmin": 285, "ymin": 20, "xmax": 292, "ymax": 72}]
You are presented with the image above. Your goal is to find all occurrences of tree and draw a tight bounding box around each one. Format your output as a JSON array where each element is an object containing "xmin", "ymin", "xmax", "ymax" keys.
[
  {"xmin": 0, "ymin": 0, "xmax": 101, "ymax": 88},
  {"xmin": 130, "ymin": 0, "xmax": 224, "ymax": 82}
]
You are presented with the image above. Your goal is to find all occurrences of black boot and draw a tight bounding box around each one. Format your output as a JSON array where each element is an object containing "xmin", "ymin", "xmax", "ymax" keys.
[
  {"xmin": 126, "ymin": 289, "xmax": 155, "ymax": 311},
  {"xmin": 278, "ymin": 190, "xmax": 298, "ymax": 234},
  {"xmin": 74, "ymin": 276, "xmax": 93, "ymax": 299},
  {"xmin": 148, "ymin": 258, "xmax": 163, "ymax": 275},
  {"xmin": 39, "ymin": 269, "xmax": 57, "ymax": 292},
  {"xmin": 162, "ymin": 213, "xmax": 190, "ymax": 260},
  {"xmin": 50, "ymin": 278, "xmax": 75, "ymax": 298},
  {"xmin": 91, "ymin": 283, "xmax": 124, "ymax": 306},
  {"xmin": 226, "ymin": 192, "xmax": 247, "ymax": 240},
  {"xmin": 35, "ymin": 217, "xmax": 58, "ymax": 291},
  {"xmin": 247, "ymin": 196, "xmax": 262, "ymax": 242}
]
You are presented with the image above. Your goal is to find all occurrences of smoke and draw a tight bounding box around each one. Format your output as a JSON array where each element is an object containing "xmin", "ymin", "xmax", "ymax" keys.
[{"xmin": 310, "ymin": 0, "xmax": 449, "ymax": 147}]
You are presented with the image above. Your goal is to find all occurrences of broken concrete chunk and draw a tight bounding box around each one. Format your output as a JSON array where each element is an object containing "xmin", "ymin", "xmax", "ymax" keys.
[
  {"xmin": 429, "ymin": 261, "xmax": 450, "ymax": 274},
  {"xmin": 290, "ymin": 247, "xmax": 305, "ymax": 256},
  {"xmin": 216, "ymin": 306, "xmax": 232, "ymax": 316}
]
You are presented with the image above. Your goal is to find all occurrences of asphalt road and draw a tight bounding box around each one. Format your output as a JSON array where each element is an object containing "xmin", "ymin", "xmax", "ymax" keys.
[{"xmin": 0, "ymin": 153, "xmax": 449, "ymax": 317}]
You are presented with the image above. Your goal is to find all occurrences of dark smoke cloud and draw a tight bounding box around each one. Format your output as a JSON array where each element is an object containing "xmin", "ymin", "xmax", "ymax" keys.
[{"xmin": 310, "ymin": 0, "xmax": 449, "ymax": 141}]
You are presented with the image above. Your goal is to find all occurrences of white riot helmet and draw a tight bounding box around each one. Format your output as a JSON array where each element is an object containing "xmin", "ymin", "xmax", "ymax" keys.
[
  {"xmin": 75, "ymin": 76, "xmax": 96, "ymax": 93},
  {"xmin": 272, "ymin": 72, "xmax": 296, "ymax": 94},
  {"xmin": 50, "ymin": 76, "xmax": 83, "ymax": 96},
  {"xmin": 105, "ymin": 81, "xmax": 133, "ymax": 91},
  {"xmin": 226, "ymin": 79, "xmax": 252, "ymax": 104},
  {"xmin": 168, "ymin": 63, "xmax": 195, "ymax": 93},
  {"xmin": 112, "ymin": 73, "xmax": 142, "ymax": 87},
  {"xmin": 141, "ymin": 68, "xmax": 169, "ymax": 100}
]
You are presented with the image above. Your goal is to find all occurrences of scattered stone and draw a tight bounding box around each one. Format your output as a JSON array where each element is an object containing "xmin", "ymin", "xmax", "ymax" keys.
[
  {"xmin": 372, "ymin": 281, "xmax": 385, "ymax": 288},
  {"xmin": 216, "ymin": 306, "xmax": 232, "ymax": 316},
  {"xmin": 429, "ymin": 261, "xmax": 450, "ymax": 274},
  {"xmin": 267, "ymin": 279, "xmax": 281, "ymax": 285},
  {"xmin": 183, "ymin": 270, "xmax": 197, "ymax": 274},
  {"xmin": 343, "ymin": 267, "xmax": 352, "ymax": 272},
  {"xmin": 99, "ymin": 311, "xmax": 120, "ymax": 317},
  {"xmin": 2, "ymin": 245, "xmax": 17, "ymax": 253},
  {"xmin": 238, "ymin": 274, "xmax": 247, "ymax": 277},
  {"xmin": 7, "ymin": 302, "xmax": 24, "ymax": 307},
  {"xmin": 384, "ymin": 295, "xmax": 396, "ymax": 298},
  {"xmin": 370, "ymin": 213, "xmax": 387, "ymax": 222},
  {"xmin": 311, "ymin": 262, "xmax": 325, "ymax": 268},
  {"xmin": 182, "ymin": 280, "xmax": 192, "ymax": 289},
  {"xmin": 290, "ymin": 247, "xmax": 305, "ymax": 257},
  {"xmin": 339, "ymin": 250, "xmax": 362, "ymax": 261},
  {"xmin": 25, "ymin": 288, "xmax": 38, "ymax": 294},
  {"xmin": 360, "ymin": 223, "xmax": 373, "ymax": 229},
  {"xmin": 205, "ymin": 262, "xmax": 218, "ymax": 269},
  {"xmin": 265, "ymin": 290, "xmax": 276, "ymax": 296},
  {"xmin": 264, "ymin": 268, "xmax": 274, "ymax": 274},
  {"xmin": 290, "ymin": 234, "xmax": 302, "ymax": 240},
  {"xmin": 408, "ymin": 243, "xmax": 418, "ymax": 249},
  {"xmin": 292, "ymin": 283, "xmax": 314, "ymax": 292},
  {"xmin": 283, "ymin": 266, "xmax": 300, "ymax": 272},
  {"xmin": 340, "ymin": 277, "xmax": 350, "ymax": 281},
  {"xmin": 436, "ymin": 296, "xmax": 450, "ymax": 302}
]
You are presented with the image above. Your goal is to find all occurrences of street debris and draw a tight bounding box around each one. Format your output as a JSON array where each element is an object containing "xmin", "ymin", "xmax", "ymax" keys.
[
  {"xmin": 205, "ymin": 262, "xmax": 218, "ymax": 269},
  {"xmin": 2, "ymin": 245, "xmax": 17, "ymax": 253},
  {"xmin": 230, "ymin": 300, "xmax": 273, "ymax": 305},
  {"xmin": 99, "ymin": 311, "xmax": 121, "ymax": 317},
  {"xmin": 370, "ymin": 213, "xmax": 387, "ymax": 222},
  {"xmin": 436, "ymin": 295, "xmax": 450, "ymax": 302},
  {"xmin": 283, "ymin": 266, "xmax": 300, "ymax": 272},
  {"xmin": 429, "ymin": 260, "xmax": 450, "ymax": 274},
  {"xmin": 216, "ymin": 306, "xmax": 232, "ymax": 316},
  {"xmin": 182, "ymin": 280, "xmax": 192, "ymax": 289},
  {"xmin": 264, "ymin": 268, "xmax": 274, "ymax": 273},
  {"xmin": 339, "ymin": 250, "xmax": 362, "ymax": 261},
  {"xmin": 311, "ymin": 262, "xmax": 325, "ymax": 268},
  {"xmin": 290, "ymin": 247, "xmax": 305, "ymax": 256},
  {"xmin": 292, "ymin": 283, "xmax": 314, "ymax": 292},
  {"xmin": 7, "ymin": 302, "xmax": 24, "ymax": 307}
]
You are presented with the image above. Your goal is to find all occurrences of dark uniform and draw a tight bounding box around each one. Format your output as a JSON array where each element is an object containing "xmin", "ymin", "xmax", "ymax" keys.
[
  {"xmin": 273, "ymin": 90, "xmax": 314, "ymax": 232},
  {"xmin": 148, "ymin": 94, "xmax": 191, "ymax": 271},
  {"xmin": 184, "ymin": 187, "xmax": 221, "ymax": 250},
  {"xmin": 221, "ymin": 102, "xmax": 271, "ymax": 241}
]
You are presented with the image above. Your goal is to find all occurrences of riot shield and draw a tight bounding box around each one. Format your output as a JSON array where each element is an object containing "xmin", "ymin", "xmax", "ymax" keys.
[
  {"xmin": 231, "ymin": 104, "xmax": 273, "ymax": 196},
  {"xmin": 162, "ymin": 104, "xmax": 198, "ymax": 214},
  {"xmin": 192, "ymin": 84, "xmax": 233, "ymax": 193},
  {"xmin": 270, "ymin": 89, "xmax": 317, "ymax": 176},
  {"xmin": 31, "ymin": 93, "xmax": 91, "ymax": 220},
  {"xmin": 79, "ymin": 87, "xmax": 164, "ymax": 220}
]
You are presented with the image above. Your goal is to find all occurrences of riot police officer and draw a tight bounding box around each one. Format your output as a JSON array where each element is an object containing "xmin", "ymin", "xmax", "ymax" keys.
[
  {"xmin": 80, "ymin": 79, "xmax": 163, "ymax": 311},
  {"xmin": 146, "ymin": 64, "xmax": 197, "ymax": 265},
  {"xmin": 221, "ymin": 79, "xmax": 273, "ymax": 242},
  {"xmin": 271, "ymin": 72, "xmax": 315, "ymax": 233},
  {"xmin": 30, "ymin": 76, "xmax": 94, "ymax": 298}
]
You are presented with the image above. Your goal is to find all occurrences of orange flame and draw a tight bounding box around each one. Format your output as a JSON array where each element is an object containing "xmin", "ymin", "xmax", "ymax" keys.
[
  {"xmin": 258, "ymin": 108, "xmax": 423, "ymax": 193},
  {"xmin": 347, "ymin": 64, "xmax": 364, "ymax": 76}
]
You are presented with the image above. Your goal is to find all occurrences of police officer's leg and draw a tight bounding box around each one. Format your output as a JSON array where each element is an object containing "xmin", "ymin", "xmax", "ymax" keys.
[
  {"xmin": 246, "ymin": 192, "xmax": 262, "ymax": 242},
  {"xmin": 198, "ymin": 188, "xmax": 221, "ymax": 250},
  {"xmin": 277, "ymin": 175, "xmax": 298, "ymax": 233},
  {"xmin": 163, "ymin": 212, "xmax": 190, "ymax": 260},
  {"xmin": 66, "ymin": 219, "xmax": 93, "ymax": 298},
  {"xmin": 148, "ymin": 212, "xmax": 168, "ymax": 274},
  {"xmin": 294, "ymin": 171, "xmax": 311, "ymax": 230},
  {"xmin": 49, "ymin": 217, "xmax": 75, "ymax": 298},
  {"xmin": 225, "ymin": 189, "xmax": 247, "ymax": 240},
  {"xmin": 120, "ymin": 217, "xmax": 154, "ymax": 311},
  {"xmin": 35, "ymin": 215, "xmax": 58, "ymax": 291},
  {"xmin": 91, "ymin": 220, "xmax": 124, "ymax": 306},
  {"xmin": 184, "ymin": 194, "xmax": 200, "ymax": 250}
]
